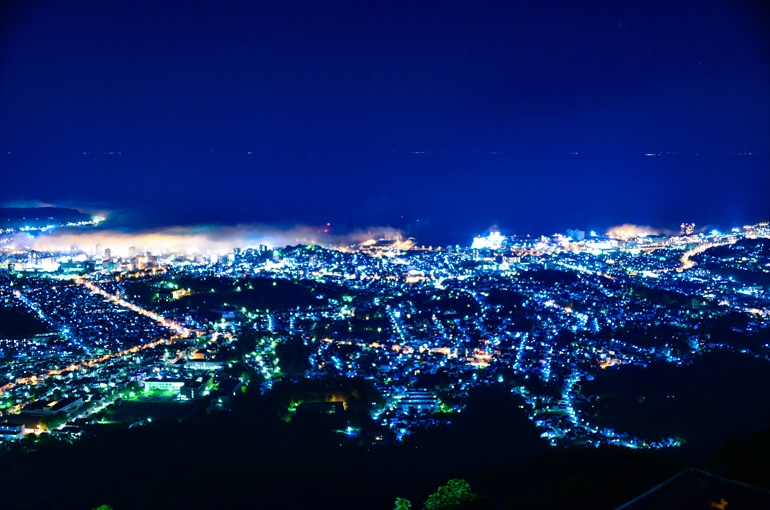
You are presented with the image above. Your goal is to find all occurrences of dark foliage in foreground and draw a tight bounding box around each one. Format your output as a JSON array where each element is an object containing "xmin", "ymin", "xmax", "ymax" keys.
[
  {"xmin": 1, "ymin": 382, "xmax": 767, "ymax": 510},
  {"xmin": 581, "ymin": 352, "xmax": 770, "ymax": 458}
]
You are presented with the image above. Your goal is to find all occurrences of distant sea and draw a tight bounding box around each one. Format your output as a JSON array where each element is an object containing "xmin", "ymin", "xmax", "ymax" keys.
[{"xmin": 1, "ymin": 150, "xmax": 767, "ymax": 247}]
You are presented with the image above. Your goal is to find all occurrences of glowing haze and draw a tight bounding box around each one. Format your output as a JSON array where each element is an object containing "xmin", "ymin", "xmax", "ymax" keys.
[
  {"xmin": 15, "ymin": 224, "xmax": 405, "ymax": 257},
  {"xmin": 606, "ymin": 224, "xmax": 676, "ymax": 239}
]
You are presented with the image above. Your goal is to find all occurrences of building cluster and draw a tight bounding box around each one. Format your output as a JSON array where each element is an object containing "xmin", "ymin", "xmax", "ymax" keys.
[{"xmin": 1, "ymin": 222, "xmax": 768, "ymax": 448}]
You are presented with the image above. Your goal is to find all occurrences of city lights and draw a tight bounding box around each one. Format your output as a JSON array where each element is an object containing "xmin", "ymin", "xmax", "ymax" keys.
[{"xmin": 1, "ymin": 219, "xmax": 767, "ymax": 450}]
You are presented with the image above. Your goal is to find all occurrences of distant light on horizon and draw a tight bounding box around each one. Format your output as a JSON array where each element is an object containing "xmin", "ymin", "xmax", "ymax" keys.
[
  {"xmin": 471, "ymin": 231, "xmax": 505, "ymax": 250},
  {"xmin": 13, "ymin": 223, "xmax": 406, "ymax": 257}
]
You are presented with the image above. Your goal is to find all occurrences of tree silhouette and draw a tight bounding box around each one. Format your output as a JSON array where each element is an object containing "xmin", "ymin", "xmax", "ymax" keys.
[
  {"xmin": 424, "ymin": 479, "xmax": 476, "ymax": 510},
  {"xmin": 394, "ymin": 497, "xmax": 412, "ymax": 510}
]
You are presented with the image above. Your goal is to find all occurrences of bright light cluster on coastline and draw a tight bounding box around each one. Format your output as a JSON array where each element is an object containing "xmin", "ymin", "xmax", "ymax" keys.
[
  {"xmin": 471, "ymin": 231, "xmax": 505, "ymax": 250},
  {"xmin": 2, "ymin": 216, "xmax": 104, "ymax": 235}
]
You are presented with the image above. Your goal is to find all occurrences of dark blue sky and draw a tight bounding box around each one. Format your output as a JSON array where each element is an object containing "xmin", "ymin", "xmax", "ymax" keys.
[{"xmin": 1, "ymin": 0, "xmax": 768, "ymax": 245}]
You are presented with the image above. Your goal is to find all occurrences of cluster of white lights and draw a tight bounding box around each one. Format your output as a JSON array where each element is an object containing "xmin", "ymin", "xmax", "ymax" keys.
[{"xmin": 470, "ymin": 231, "xmax": 505, "ymax": 250}]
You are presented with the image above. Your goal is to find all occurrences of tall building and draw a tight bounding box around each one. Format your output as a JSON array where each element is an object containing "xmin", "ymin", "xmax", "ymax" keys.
[
  {"xmin": 681, "ymin": 223, "xmax": 695, "ymax": 235},
  {"xmin": 566, "ymin": 229, "xmax": 585, "ymax": 241}
]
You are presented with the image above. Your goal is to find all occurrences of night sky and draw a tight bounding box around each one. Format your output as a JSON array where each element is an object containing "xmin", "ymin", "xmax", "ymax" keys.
[{"xmin": 1, "ymin": 0, "xmax": 768, "ymax": 245}]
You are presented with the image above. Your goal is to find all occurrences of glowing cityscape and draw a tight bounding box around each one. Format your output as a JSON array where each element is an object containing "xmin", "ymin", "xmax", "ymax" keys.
[
  {"xmin": 2, "ymin": 216, "xmax": 768, "ymax": 450},
  {"xmin": 2, "ymin": 0, "xmax": 769, "ymax": 507}
]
